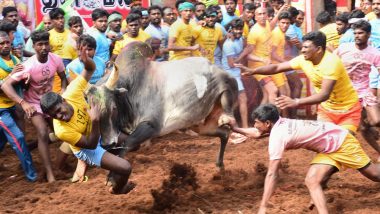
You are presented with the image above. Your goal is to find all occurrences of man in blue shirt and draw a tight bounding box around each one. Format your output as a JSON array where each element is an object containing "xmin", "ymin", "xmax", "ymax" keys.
[{"xmin": 87, "ymin": 9, "xmax": 111, "ymax": 63}]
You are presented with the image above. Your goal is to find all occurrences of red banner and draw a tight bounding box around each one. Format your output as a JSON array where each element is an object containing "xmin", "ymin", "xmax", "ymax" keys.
[{"xmin": 34, "ymin": 0, "xmax": 150, "ymax": 28}]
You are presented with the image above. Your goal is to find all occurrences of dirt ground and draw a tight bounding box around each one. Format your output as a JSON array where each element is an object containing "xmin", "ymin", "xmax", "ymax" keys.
[{"xmin": 1, "ymin": 121, "xmax": 380, "ymax": 214}]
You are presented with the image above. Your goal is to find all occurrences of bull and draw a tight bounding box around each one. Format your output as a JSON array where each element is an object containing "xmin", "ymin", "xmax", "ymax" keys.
[{"xmin": 87, "ymin": 42, "xmax": 238, "ymax": 168}]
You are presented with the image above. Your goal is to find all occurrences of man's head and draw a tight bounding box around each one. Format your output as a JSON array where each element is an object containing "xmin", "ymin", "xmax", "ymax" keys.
[
  {"xmin": 301, "ymin": 31, "xmax": 326, "ymax": 61},
  {"xmin": 77, "ymin": 34, "xmax": 97, "ymax": 58},
  {"xmin": 108, "ymin": 12, "xmax": 122, "ymax": 32},
  {"xmin": 362, "ymin": 0, "xmax": 373, "ymax": 14},
  {"xmin": 2, "ymin": 7, "xmax": 19, "ymax": 26},
  {"xmin": 0, "ymin": 31, "xmax": 11, "ymax": 58},
  {"xmin": 287, "ymin": 6, "xmax": 299, "ymax": 24},
  {"xmin": 316, "ymin": 11, "xmax": 333, "ymax": 27},
  {"xmin": 126, "ymin": 13, "xmax": 141, "ymax": 38},
  {"xmin": 42, "ymin": 15, "xmax": 53, "ymax": 31},
  {"xmin": 204, "ymin": 8, "xmax": 217, "ymax": 28},
  {"xmin": 41, "ymin": 92, "xmax": 73, "ymax": 122},
  {"xmin": 31, "ymin": 30, "xmax": 50, "ymax": 59},
  {"xmin": 148, "ymin": 5, "xmax": 162, "ymax": 26},
  {"xmin": 243, "ymin": 3, "xmax": 256, "ymax": 22},
  {"xmin": 252, "ymin": 104, "xmax": 280, "ymax": 135},
  {"xmin": 255, "ymin": 7, "xmax": 268, "ymax": 26},
  {"xmin": 278, "ymin": 11, "xmax": 291, "ymax": 33},
  {"xmin": 68, "ymin": 16, "xmax": 83, "ymax": 36},
  {"xmin": 224, "ymin": 0, "xmax": 237, "ymax": 15},
  {"xmin": 194, "ymin": 2, "xmax": 206, "ymax": 20},
  {"xmin": 295, "ymin": 10, "xmax": 305, "ymax": 27},
  {"xmin": 178, "ymin": 2, "xmax": 194, "ymax": 21},
  {"xmin": 92, "ymin": 9, "xmax": 109, "ymax": 33},
  {"xmin": 162, "ymin": 7, "xmax": 177, "ymax": 25},
  {"xmin": 49, "ymin": 8, "xmax": 65, "ymax": 31},
  {"xmin": 0, "ymin": 20, "xmax": 17, "ymax": 42},
  {"xmin": 373, "ymin": 0, "xmax": 380, "ymax": 17},
  {"xmin": 335, "ymin": 12, "xmax": 350, "ymax": 35},
  {"xmin": 210, "ymin": 5, "xmax": 223, "ymax": 23},
  {"xmin": 352, "ymin": 20, "xmax": 371, "ymax": 47},
  {"xmin": 140, "ymin": 8, "xmax": 150, "ymax": 29},
  {"xmin": 130, "ymin": 0, "xmax": 142, "ymax": 10},
  {"xmin": 229, "ymin": 18, "xmax": 244, "ymax": 39},
  {"xmin": 270, "ymin": 0, "xmax": 284, "ymax": 10}
]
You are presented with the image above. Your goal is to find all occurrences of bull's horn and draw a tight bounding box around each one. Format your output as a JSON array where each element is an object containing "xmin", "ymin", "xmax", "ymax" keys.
[{"xmin": 105, "ymin": 63, "xmax": 119, "ymax": 90}]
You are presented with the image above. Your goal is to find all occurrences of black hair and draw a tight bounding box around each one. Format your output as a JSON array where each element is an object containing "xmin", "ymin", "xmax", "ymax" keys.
[
  {"xmin": 49, "ymin": 8, "xmax": 65, "ymax": 20},
  {"xmin": 0, "ymin": 20, "xmax": 17, "ymax": 34},
  {"xmin": 111, "ymin": 11, "xmax": 122, "ymax": 15},
  {"xmin": 68, "ymin": 16, "xmax": 82, "ymax": 27},
  {"xmin": 229, "ymin": 18, "xmax": 244, "ymax": 29},
  {"xmin": 278, "ymin": 11, "xmax": 292, "ymax": 21},
  {"xmin": 243, "ymin": 3, "xmax": 256, "ymax": 11},
  {"xmin": 349, "ymin": 9, "xmax": 365, "ymax": 19},
  {"xmin": 130, "ymin": 8, "xmax": 143, "ymax": 17},
  {"xmin": 302, "ymin": 31, "xmax": 326, "ymax": 51},
  {"xmin": 336, "ymin": 12, "xmax": 349, "ymax": 24},
  {"xmin": 210, "ymin": 5, "xmax": 221, "ymax": 10},
  {"xmin": 2, "ymin": 6, "xmax": 17, "ymax": 17},
  {"xmin": 40, "ymin": 92, "xmax": 63, "ymax": 114},
  {"xmin": 287, "ymin": 6, "xmax": 299, "ymax": 18},
  {"xmin": 162, "ymin": 6, "xmax": 174, "ymax": 13},
  {"xmin": 194, "ymin": 2, "xmax": 206, "ymax": 8},
  {"xmin": 316, "ymin": 11, "xmax": 332, "ymax": 25},
  {"xmin": 267, "ymin": 6, "xmax": 275, "ymax": 18},
  {"xmin": 224, "ymin": 0, "xmax": 237, "ymax": 4},
  {"xmin": 204, "ymin": 7, "xmax": 216, "ymax": 17},
  {"xmin": 351, "ymin": 20, "xmax": 371, "ymax": 33},
  {"xmin": 252, "ymin": 104, "xmax": 280, "ymax": 123},
  {"xmin": 91, "ymin": 9, "xmax": 109, "ymax": 21},
  {"xmin": 298, "ymin": 10, "xmax": 304, "ymax": 16},
  {"xmin": 78, "ymin": 34, "xmax": 97, "ymax": 49},
  {"xmin": 148, "ymin": 5, "xmax": 162, "ymax": 15},
  {"xmin": 126, "ymin": 13, "xmax": 141, "ymax": 24},
  {"xmin": 175, "ymin": 0, "xmax": 187, "ymax": 10},
  {"xmin": 31, "ymin": 30, "xmax": 50, "ymax": 44}
]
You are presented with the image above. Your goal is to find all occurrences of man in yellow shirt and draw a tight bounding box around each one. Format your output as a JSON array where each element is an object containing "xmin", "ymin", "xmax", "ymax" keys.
[
  {"xmin": 237, "ymin": 31, "xmax": 361, "ymax": 133},
  {"xmin": 48, "ymin": 8, "xmax": 70, "ymax": 93},
  {"xmin": 111, "ymin": 13, "xmax": 151, "ymax": 62},
  {"xmin": 316, "ymin": 11, "xmax": 340, "ymax": 51},
  {"xmin": 193, "ymin": 8, "xmax": 224, "ymax": 63},
  {"xmin": 168, "ymin": 2, "xmax": 200, "ymax": 61},
  {"xmin": 271, "ymin": 11, "xmax": 291, "ymax": 116},
  {"xmin": 40, "ymin": 47, "xmax": 135, "ymax": 194},
  {"xmin": 362, "ymin": 0, "xmax": 377, "ymax": 20},
  {"xmin": 61, "ymin": 16, "xmax": 84, "ymax": 67},
  {"xmin": 246, "ymin": 7, "xmax": 278, "ymax": 105},
  {"xmin": 241, "ymin": 3, "xmax": 255, "ymax": 39}
]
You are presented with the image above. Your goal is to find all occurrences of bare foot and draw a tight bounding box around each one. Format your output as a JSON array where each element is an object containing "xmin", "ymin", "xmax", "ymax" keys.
[{"xmin": 109, "ymin": 181, "xmax": 136, "ymax": 194}]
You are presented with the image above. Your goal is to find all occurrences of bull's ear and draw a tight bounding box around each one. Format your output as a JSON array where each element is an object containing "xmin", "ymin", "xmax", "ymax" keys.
[{"xmin": 114, "ymin": 87, "xmax": 128, "ymax": 95}]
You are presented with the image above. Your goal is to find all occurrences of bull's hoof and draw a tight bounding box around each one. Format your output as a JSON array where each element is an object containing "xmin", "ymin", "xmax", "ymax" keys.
[{"xmin": 218, "ymin": 114, "xmax": 235, "ymax": 127}]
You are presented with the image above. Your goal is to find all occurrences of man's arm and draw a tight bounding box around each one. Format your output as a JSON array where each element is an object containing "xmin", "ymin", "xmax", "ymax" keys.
[
  {"xmin": 167, "ymin": 37, "xmax": 199, "ymax": 51},
  {"xmin": 78, "ymin": 45, "xmax": 96, "ymax": 82},
  {"xmin": 275, "ymin": 79, "xmax": 336, "ymax": 109},
  {"xmin": 271, "ymin": 46, "xmax": 286, "ymax": 63},
  {"xmin": 258, "ymin": 159, "xmax": 281, "ymax": 214},
  {"xmin": 58, "ymin": 71, "xmax": 68, "ymax": 93},
  {"xmin": 235, "ymin": 61, "xmax": 293, "ymax": 76},
  {"xmin": 234, "ymin": 44, "xmax": 253, "ymax": 63}
]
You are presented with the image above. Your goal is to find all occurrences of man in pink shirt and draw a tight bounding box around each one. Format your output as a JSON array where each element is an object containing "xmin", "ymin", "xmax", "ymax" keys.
[
  {"xmin": 335, "ymin": 20, "xmax": 380, "ymax": 162},
  {"xmin": 1, "ymin": 30, "xmax": 68, "ymax": 182},
  {"xmin": 231, "ymin": 104, "xmax": 380, "ymax": 214}
]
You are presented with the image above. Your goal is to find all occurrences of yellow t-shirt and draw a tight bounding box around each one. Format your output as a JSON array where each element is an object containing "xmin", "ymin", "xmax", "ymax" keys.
[
  {"xmin": 366, "ymin": 12, "xmax": 377, "ymax": 21},
  {"xmin": 290, "ymin": 52, "xmax": 358, "ymax": 110},
  {"xmin": 61, "ymin": 36, "xmax": 78, "ymax": 60},
  {"xmin": 49, "ymin": 28, "xmax": 70, "ymax": 93},
  {"xmin": 0, "ymin": 57, "xmax": 19, "ymax": 108},
  {"xmin": 243, "ymin": 22, "xmax": 250, "ymax": 39},
  {"xmin": 271, "ymin": 27, "xmax": 285, "ymax": 64},
  {"xmin": 169, "ymin": 19, "xmax": 194, "ymax": 61},
  {"xmin": 53, "ymin": 75, "xmax": 91, "ymax": 152},
  {"xmin": 319, "ymin": 23, "xmax": 340, "ymax": 50},
  {"xmin": 113, "ymin": 31, "xmax": 151, "ymax": 55},
  {"xmin": 193, "ymin": 25, "xmax": 223, "ymax": 63},
  {"xmin": 247, "ymin": 21, "xmax": 272, "ymax": 68}
]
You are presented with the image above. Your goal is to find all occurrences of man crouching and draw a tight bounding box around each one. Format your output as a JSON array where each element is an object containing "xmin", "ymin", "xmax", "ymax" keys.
[
  {"xmin": 40, "ymin": 45, "xmax": 135, "ymax": 194},
  {"xmin": 231, "ymin": 104, "xmax": 380, "ymax": 213}
]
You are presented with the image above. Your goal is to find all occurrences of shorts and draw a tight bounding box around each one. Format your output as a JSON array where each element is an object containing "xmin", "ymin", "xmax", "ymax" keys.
[
  {"xmin": 369, "ymin": 66, "xmax": 380, "ymax": 89},
  {"xmin": 74, "ymin": 142, "xmax": 106, "ymax": 167},
  {"xmin": 359, "ymin": 92, "xmax": 378, "ymax": 107},
  {"xmin": 254, "ymin": 75, "xmax": 273, "ymax": 87},
  {"xmin": 317, "ymin": 101, "xmax": 362, "ymax": 133},
  {"xmin": 235, "ymin": 77, "xmax": 245, "ymax": 91},
  {"xmin": 311, "ymin": 133, "xmax": 371, "ymax": 171},
  {"xmin": 271, "ymin": 73, "xmax": 287, "ymax": 88}
]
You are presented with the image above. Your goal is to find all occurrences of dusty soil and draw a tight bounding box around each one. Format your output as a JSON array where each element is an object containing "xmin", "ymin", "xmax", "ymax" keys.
[{"xmin": 1, "ymin": 120, "xmax": 380, "ymax": 214}]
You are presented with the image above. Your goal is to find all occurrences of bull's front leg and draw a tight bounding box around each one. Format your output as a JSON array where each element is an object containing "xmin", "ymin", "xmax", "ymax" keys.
[{"xmin": 119, "ymin": 121, "xmax": 159, "ymax": 157}]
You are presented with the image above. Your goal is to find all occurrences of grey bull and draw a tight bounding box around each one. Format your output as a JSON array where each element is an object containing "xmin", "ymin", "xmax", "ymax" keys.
[{"xmin": 87, "ymin": 42, "xmax": 238, "ymax": 168}]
